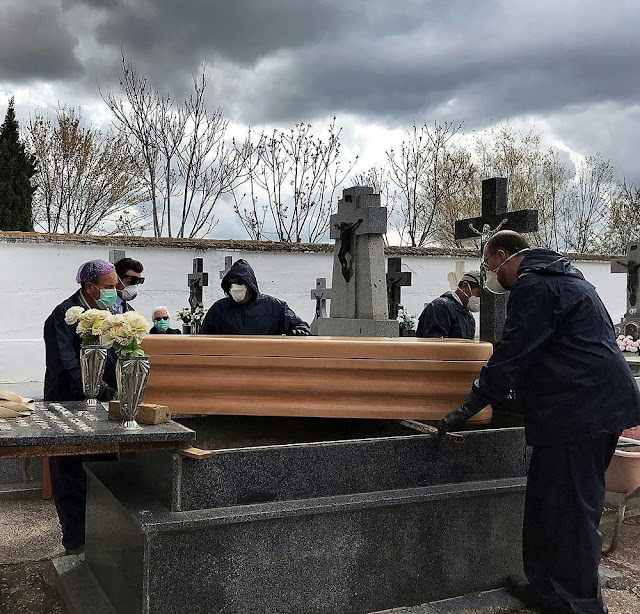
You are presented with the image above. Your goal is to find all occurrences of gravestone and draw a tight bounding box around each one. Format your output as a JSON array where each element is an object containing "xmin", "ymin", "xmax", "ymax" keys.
[
  {"xmin": 187, "ymin": 258, "xmax": 208, "ymax": 334},
  {"xmin": 454, "ymin": 177, "xmax": 538, "ymax": 344},
  {"xmin": 220, "ymin": 256, "xmax": 233, "ymax": 279},
  {"xmin": 309, "ymin": 278, "xmax": 332, "ymax": 335},
  {"xmin": 612, "ymin": 241, "xmax": 640, "ymax": 338},
  {"xmin": 108, "ymin": 249, "xmax": 126, "ymax": 264},
  {"xmin": 386, "ymin": 257, "xmax": 412, "ymax": 320},
  {"xmin": 317, "ymin": 186, "xmax": 399, "ymax": 337}
]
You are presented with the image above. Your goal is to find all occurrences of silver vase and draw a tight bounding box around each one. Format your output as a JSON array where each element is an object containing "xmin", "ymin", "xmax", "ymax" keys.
[
  {"xmin": 116, "ymin": 355, "xmax": 151, "ymax": 430},
  {"xmin": 80, "ymin": 345, "xmax": 108, "ymax": 406}
]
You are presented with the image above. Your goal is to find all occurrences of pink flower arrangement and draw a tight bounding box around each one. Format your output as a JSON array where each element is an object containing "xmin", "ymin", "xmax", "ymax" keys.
[{"xmin": 617, "ymin": 335, "xmax": 640, "ymax": 353}]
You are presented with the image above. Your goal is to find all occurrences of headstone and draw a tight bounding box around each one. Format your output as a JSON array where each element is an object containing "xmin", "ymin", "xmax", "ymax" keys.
[
  {"xmin": 219, "ymin": 256, "xmax": 233, "ymax": 279},
  {"xmin": 188, "ymin": 258, "xmax": 208, "ymax": 334},
  {"xmin": 386, "ymin": 257, "xmax": 412, "ymax": 320},
  {"xmin": 317, "ymin": 186, "xmax": 399, "ymax": 337},
  {"xmin": 612, "ymin": 241, "xmax": 640, "ymax": 337},
  {"xmin": 309, "ymin": 278, "xmax": 332, "ymax": 335},
  {"xmin": 108, "ymin": 249, "xmax": 126, "ymax": 264},
  {"xmin": 447, "ymin": 261, "xmax": 467, "ymax": 292},
  {"xmin": 454, "ymin": 177, "xmax": 538, "ymax": 344}
]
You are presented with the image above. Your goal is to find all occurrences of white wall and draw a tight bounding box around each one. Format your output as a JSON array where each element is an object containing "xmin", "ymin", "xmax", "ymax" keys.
[{"xmin": 0, "ymin": 236, "xmax": 626, "ymax": 398}]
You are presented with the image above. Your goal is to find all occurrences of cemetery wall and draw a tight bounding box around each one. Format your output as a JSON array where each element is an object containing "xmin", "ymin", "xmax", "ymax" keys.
[{"xmin": 0, "ymin": 231, "xmax": 625, "ymax": 398}]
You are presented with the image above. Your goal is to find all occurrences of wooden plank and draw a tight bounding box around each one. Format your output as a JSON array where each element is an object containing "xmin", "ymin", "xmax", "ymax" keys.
[
  {"xmin": 178, "ymin": 447, "xmax": 215, "ymax": 459},
  {"xmin": 398, "ymin": 419, "xmax": 465, "ymax": 440},
  {"xmin": 108, "ymin": 401, "xmax": 171, "ymax": 425}
]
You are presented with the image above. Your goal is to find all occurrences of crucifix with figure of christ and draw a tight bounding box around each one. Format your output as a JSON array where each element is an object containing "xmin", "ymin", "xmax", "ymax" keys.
[
  {"xmin": 454, "ymin": 177, "xmax": 538, "ymax": 345},
  {"xmin": 386, "ymin": 257, "xmax": 412, "ymax": 320}
]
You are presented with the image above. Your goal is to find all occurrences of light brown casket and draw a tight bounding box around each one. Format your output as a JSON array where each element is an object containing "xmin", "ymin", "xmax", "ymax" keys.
[{"xmin": 141, "ymin": 336, "xmax": 493, "ymax": 423}]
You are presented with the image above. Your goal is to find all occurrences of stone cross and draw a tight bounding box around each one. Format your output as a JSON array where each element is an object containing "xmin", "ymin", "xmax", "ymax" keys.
[
  {"xmin": 108, "ymin": 249, "xmax": 126, "ymax": 264},
  {"xmin": 220, "ymin": 256, "xmax": 233, "ymax": 279},
  {"xmin": 612, "ymin": 241, "xmax": 640, "ymax": 317},
  {"xmin": 311, "ymin": 278, "xmax": 332, "ymax": 319},
  {"xmin": 454, "ymin": 177, "xmax": 538, "ymax": 344},
  {"xmin": 386, "ymin": 257, "xmax": 412, "ymax": 320},
  {"xmin": 188, "ymin": 258, "xmax": 209, "ymax": 312},
  {"xmin": 317, "ymin": 186, "xmax": 399, "ymax": 336}
]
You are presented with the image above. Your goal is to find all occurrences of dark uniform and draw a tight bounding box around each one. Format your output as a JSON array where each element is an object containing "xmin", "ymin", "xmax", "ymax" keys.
[
  {"xmin": 416, "ymin": 291, "xmax": 475, "ymax": 339},
  {"xmin": 446, "ymin": 249, "xmax": 640, "ymax": 613},
  {"xmin": 200, "ymin": 259, "xmax": 311, "ymax": 335},
  {"xmin": 43, "ymin": 290, "xmax": 118, "ymax": 552}
]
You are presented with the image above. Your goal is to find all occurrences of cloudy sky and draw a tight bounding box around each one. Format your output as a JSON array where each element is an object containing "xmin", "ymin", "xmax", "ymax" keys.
[{"xmin": 1, "ymin": 0, "xmax": 639, "ymax": 239}]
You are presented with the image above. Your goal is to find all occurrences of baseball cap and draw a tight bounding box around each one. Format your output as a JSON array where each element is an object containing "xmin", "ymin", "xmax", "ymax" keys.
[{"xmin": 460, "ymin": 271, "xmax": 482, "ymax": 286}]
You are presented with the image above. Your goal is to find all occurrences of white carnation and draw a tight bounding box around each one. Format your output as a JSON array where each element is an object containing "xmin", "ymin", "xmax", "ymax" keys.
[{"xmin": 64, "ymin": 306, "xmax": 84, "ymax": 325}]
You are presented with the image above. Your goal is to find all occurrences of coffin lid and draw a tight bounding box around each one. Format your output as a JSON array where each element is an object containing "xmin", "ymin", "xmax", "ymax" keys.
[{"xmin": 142, "ymin": 335, "xmax": 493, "ymax": 361}]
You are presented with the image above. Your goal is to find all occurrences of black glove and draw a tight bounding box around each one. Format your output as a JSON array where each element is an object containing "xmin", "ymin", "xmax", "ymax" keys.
[
  {"xmin": 438, "ymin": 386, "xmax": 486, "ymax": 438},
  {"xmin": 290, "ymin": 327, "xmax": 311, "ymax": 336}
]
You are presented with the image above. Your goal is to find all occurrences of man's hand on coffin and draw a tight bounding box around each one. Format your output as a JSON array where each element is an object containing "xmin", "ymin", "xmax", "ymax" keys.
[
  {"xmin": 437, "ymin": 387, "xmax": 485, "ymax": 437},
  {"xmin": 290, "ymin": 327, "xmax": 311, "ymax": 336}
]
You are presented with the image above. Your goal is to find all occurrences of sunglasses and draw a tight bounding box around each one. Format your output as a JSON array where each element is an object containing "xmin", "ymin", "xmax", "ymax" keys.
[
  {"xmin": 154, "ymin": 316, "xmax": 169, "ymax": 321},
  {"xmin": 121, "ymin": 275, "xmax": 145, "ymax": 285}
]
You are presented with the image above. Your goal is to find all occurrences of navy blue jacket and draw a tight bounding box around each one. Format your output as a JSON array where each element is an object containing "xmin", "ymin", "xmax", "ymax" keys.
[
  {"xmin": 43, "ymin": 290, "xmax": 118, "ymax": 402},
  {"xmin": 200, "ymin": 259, "xmax": 311, "ymax": 335},
  {"xmin": 416, "ymin": 291, "xmax": 475, "ymax": 339},
  {"xmin": 474, "ymin": 249, "xmax": 640, "ymax": 446}
]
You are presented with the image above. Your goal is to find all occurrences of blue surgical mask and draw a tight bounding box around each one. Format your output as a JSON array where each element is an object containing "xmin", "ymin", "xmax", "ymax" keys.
[
  {"xmin": 92, "ymin": 285, "xmax": 117, "ymax": 309},
  {"xmin": 154, "ymin": 319, "xmax": 170, "ymax": 332}
]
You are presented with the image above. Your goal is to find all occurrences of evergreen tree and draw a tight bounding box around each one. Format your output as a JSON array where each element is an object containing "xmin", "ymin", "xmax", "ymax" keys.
[{"xmin": 0, "ymin": 98, "xmax": 37, "ymax": 231}]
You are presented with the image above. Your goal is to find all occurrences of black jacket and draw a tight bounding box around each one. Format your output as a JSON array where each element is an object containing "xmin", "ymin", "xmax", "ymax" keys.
[
  {"xmin": 149, "ymin": 326, "xmax": 182, "ymax": 335},
  {"xmin": 473, "ymin": 249, "xmax": 640, "ymax": 446},
  {"xmin": 43, "ymin": 290, "xmax": 118, "ymax": 402},
  {"xmin": 416, "ymin": 291, "xmax": 475, "ymax": 339},
  {"xmin": 200, "ymin": 259, "xmax": 311, "ymax": 335}
]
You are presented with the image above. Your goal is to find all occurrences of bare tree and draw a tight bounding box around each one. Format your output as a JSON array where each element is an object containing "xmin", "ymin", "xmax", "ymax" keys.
[
  {"xmin": 386, "ymin": 122, "xmax": 474, "ymax": 247},
  {"xmin": 603, "ymin": 182, "xmax": 640, "ymax": 254},
  {"xmin": 234, "ymin": 118, "xmax": 357, "ymax": 242},
  {"xmin": 102, "ymin": 56, "xmax": 247, "ymax": 238},
  {"xmin": 28, "ymin": 107, "xmax": 146, "ymax": 234}
]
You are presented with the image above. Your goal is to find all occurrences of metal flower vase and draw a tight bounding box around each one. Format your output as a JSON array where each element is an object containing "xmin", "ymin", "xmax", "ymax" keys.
[
  {"xmin": 80, "ymin": 345, "xmax": 108, "ymax": 406},
  {"xmin": 116, "ymin": 354, "xmax": 151, "ymax": 430}
]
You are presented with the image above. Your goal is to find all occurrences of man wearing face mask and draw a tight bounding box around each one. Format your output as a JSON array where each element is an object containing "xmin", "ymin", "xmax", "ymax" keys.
[
  {"xmin": 416, "ymin": 271, "xmax": 481, "ymax": 339},
  {"xmin": 43, "ymin": 259, "xmax": 121, "ymax": 555},
  {"xmin": 200, "ymin": 259, "xmax": 311, "ymax": 336},
  {"xmin": 113, "ymin": 257, "xmax": 144, "ymax": 313},
  {"xmin": 438, "ymin": 231, "xmax": 640, "ymax": 614}
]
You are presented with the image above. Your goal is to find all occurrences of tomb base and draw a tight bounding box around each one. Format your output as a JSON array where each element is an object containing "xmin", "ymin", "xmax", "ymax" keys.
[{"xmin": 316, "ymin": 317, "xmax": 399, "ymax": 337}]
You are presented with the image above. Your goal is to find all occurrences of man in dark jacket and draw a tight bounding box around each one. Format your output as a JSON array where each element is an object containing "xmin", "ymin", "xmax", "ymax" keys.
[
  {"xmin": 438, "ymin": 231, "xmax": 640, "ymax": 614},
  {"xmin": 416, "ymin": 271, "xmax": 481, "ymax": 339},
  {"xmin": 200, "ymin": 259, "xmax": 311, "ymax": 335},
  {"xmin": 44, "ymin": 259, "xmax": 119, "ymax": 555}
]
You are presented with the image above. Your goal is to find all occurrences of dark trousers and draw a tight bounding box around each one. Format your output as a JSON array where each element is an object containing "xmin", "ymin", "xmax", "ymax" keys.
[
  {"xmin": 523, "ymin": 433, "xmax": 619, "ymax": 614},
  {"xmin": 49, "ymin": 454, "xmax": 116, "ymax": 551}
]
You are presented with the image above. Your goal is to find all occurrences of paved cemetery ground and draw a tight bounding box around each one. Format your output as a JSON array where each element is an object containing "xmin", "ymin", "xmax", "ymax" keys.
[{"xmin": 0, "ymin": 497, "xmax": 638, "ymax": 614}]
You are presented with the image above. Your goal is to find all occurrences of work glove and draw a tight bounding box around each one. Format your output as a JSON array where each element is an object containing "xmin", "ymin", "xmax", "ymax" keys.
[
  {"xmin": 290, "ymin": 327, "xmax": 311, "ymax": 336},
  {"xmin": 438, "ymin": 385, "xmax": 486, "ymax": 438}
]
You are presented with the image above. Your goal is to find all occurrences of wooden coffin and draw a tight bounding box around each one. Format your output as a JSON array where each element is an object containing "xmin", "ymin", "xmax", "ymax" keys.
[{"xmin": 141, "ymin": 336, "xmax": 493, "ymax": 423}]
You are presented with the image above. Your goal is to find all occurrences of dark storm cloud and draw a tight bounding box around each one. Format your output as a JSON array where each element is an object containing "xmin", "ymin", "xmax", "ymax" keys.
[{"xmin": 0, "ymin": 3, "xmax": 82, "ymax": 80}]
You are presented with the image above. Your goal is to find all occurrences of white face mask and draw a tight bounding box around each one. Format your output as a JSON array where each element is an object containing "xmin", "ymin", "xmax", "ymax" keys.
[
  {"xmin": 229, "ymin": 283, "xmax": 248, "ymax": 303},
  {"xmin": 483, "ymin": 248, "xmax": 530, "ymax": 294},
  {"xmin": 119, "ymin": 285, "xmax": 138, "ymax": 301},
  {"xmin": 466, "ymin": 295, "xmax": 481, "ymax": 312}
]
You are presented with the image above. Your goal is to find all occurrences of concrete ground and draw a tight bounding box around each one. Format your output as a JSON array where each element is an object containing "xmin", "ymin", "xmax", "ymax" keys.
[{"xmin": 0, "ymin": 497, "xmax": 638, "ymax": 614}]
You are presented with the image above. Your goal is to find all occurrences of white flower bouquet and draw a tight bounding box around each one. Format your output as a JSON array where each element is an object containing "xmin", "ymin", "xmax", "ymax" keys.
[
  {"xmin": 100, "ymin": 312, "xmax": 150, "ymax": 357},
  {"xmin": 617, "ymin": 334, "xmax": 639, "ymax": 353},
  {"xmin": 397, "ymin": 308, "xmax": 417, "ymax": 335},
  {"xmin": 65, "ymin": 307, "xmax": 110, "ymax": 346},
  {"xmin": 176, "ymin": 306, "xmax": 206, "ymax": 325}
]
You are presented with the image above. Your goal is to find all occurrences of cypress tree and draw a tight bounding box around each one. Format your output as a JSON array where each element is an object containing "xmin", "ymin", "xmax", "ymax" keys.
[{"xmin": 0, "ymin": 98, "xmax": 37, "ymax": 231}]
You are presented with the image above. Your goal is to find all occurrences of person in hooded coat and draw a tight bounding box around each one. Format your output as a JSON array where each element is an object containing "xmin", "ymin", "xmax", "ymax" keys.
[
  {"xmin": 44, "ymin": 259, "xmax": 120, "ymax": 555},
  {"xmin": 416, "ymin": 271, "xmax": 481, "ymax": 339},
  {"xmin": 438, "ymin": 231, "xmax": 640, "ymax": 614},
  {"xmin": 200, "ymin": 259, "xmax": 311, "ymax": 336}
]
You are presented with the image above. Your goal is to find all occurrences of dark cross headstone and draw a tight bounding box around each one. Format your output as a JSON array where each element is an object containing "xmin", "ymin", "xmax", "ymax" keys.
[
  {"xmin": 108, "ymin": 249, "xmax": 126, "ymax": 264},
  {"xmin": 188, "ymin": 258, "xmax": 209, "ymax": 320},
  {"xmin": 611, "ymin": 242, "xmax": 640, "ymax": 338},
  {"xmin": 454, "ymin": 177, "xmax": 538, "ymax": 344},
  {"xmin": 386, "ymin": 257, "xmax": 412, "ymax": 320},
  {"xmin": 220, "ymin": 256, "xmax": 233, "ymax": 279},
  {"xmin": 311, "ymin": 278, "xmax": 332, "ymax": 319}
]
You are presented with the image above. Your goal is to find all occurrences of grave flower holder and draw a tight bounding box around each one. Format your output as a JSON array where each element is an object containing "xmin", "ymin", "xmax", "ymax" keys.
[
  {"xmin": 80, "ymin": 345, "xmax": 108, "ymax": 406},
  {"xmin": 116, "ymin": 354, "xmax": 151, "ymax": 430}
]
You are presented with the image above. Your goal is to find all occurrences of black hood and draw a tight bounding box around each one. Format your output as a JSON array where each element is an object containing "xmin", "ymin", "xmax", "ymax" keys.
[
  {"xmin": 221, "ymin": 259, "xmax": 259, "ymax": 295},
  {"xmin": 517, "ymin": 248, "xmax": 585, "ymax": 280}
]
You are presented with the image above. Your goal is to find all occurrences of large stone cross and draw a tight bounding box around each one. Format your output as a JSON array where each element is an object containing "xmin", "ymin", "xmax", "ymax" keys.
[
  {"xmin": 454, "ymin": 177, "xmax": 538, "ymax": 344},
  {"xmin": 220, "ymin": 256, "xmax": 233, "ymax": 280},
  {"xmin": 311, "ymin": 278, "xmax": 332, "ymax": 319},
  {"xmin": 612, "ymin": 242, "xmax": 640, "ymax": 316},
  {"xmin": 108, "ymin": 249, "xmax": 126, "ymax": 264},
  {"xmin": 386, "ymin": 257, "xmax": 412, "ymax": 319},
  {"xmin": 188, "ymin": 258, "xmax": 209, "ymax": 312}
]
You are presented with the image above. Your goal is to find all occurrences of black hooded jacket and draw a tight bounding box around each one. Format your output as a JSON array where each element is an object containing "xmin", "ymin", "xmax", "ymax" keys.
[
  {"xmin": 416, "ymin": 291, "xmax": 475, "ymax": 339},
  {"xmin": 43, "ymin": 290, "xmax": 118, "ymax": 402},
  {"xmin": 200, "ymin": 259, "xmax": 311, "ymax": 335},
  {"xmin": 473, "ymin": 248, "xmax": 640, "ymax": 446}
]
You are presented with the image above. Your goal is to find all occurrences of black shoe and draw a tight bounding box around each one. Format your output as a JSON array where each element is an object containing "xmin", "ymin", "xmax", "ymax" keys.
[
  {"xmin": 505, "ymin": 574, "xmax": 550, "ymax": 612},
  {"xmin": 64, "ymin": 545, "xmax": 85, "ymax": 556}
]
